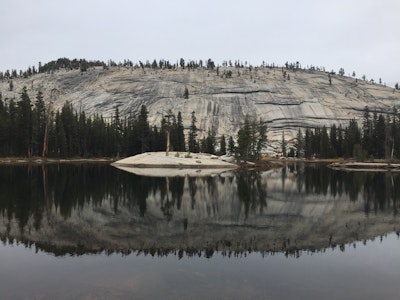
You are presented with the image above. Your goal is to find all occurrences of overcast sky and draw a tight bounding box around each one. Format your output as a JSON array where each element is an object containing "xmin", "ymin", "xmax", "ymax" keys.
[{"xmin": 1, "ymin": 0, "xmax": 399, "ymax": 85}]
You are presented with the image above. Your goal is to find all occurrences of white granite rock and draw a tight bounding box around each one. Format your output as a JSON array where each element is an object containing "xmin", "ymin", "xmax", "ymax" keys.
[{"xmin": 2, "ymin": 66, "xmax": 399, "ymax": 145}]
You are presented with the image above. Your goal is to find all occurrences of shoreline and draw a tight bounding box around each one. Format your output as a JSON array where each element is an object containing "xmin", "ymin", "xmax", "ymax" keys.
[
  {"xmin": 329, "ymin": 162, "xmax": 400, "ymax": 172},
  {"xmin": 0, "ymin": 157, "xmax": 115, "ymax": 165},
  {"xmin": 2, "ymin": 155, "xmax": 399, "ymax": 168}
]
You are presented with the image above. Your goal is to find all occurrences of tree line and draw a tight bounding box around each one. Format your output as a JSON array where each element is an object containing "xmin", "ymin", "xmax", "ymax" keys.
[
  {"xmin": 2, "ymin": 87, "xmax": 399, "ymax": 161},
  {"xmin": 2, "ymin": 57, "xmax": 397, "ymax": 89},
  {"xmin": 0, "ymin": 88, "xmax": 188, "ymax": 158},
  {"xmin": 0, "ymin": 87, "xmax": 228, "ymax": 158},
  {"xmin": 0, "ymin": 86, "xmax": 271, "ymax": 160},
  {"xmin": 292, "ymin": 106, "xmax": 400, "ymax": 161}
]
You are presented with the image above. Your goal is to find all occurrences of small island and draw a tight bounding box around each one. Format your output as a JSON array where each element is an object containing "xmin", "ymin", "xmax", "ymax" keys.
[{"xmin": 111, "ymin": 151, "xmax": 238, "ymax": 177}]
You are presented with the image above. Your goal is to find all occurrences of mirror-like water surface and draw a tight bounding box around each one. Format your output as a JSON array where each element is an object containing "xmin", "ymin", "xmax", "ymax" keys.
[{"xmin": 1, "ymin": 163, "xmax": 400, "ymax": 299}]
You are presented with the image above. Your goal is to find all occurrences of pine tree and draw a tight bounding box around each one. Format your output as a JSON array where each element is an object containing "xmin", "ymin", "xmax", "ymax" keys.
[
  {"xmin": 375, "ymin": 114, "xmax": 386, "ymax": 158},
  {"xmin": 344, "ymin": 119, "xmax": 361, "ymax": 158},
  {"xmin": 295, "ymin": 129, "xmax": 304, "ymax": 158},
  {"xmin": 228, "ymin": 136, "xmax": 235, "ymax": 155},
  {"xmin": 138, "ymin": 105, "xmax": 150, "ymax": 153},
  {"xmin": 255, "ymin": 119, "xmax": 267, "ymax": 160},
  {"xmin": 78, "ymin": 111, "xmax": 88, "ymax": 157},
  {"xmin": 183, "ymin": 87, "xmax": 189, "ymax": 99},
  {"xmin": 17, "ymin": 87, "xmax": 33, "ymax": 156},
  {"xmin": 281, "ymin": 131, "xmax": 287, "ymax": 157},
  {"xmin": 112, "ymin": 106, "xmax": 122, "ymax": 156},
  {"xmin": 175, "ymin": 112, "xmax": 185, "ymax": 151},
  {"xmin": 207, "ymin": 58, "xmax": 215, "ymax": 70},
  {"xmin": 205, "ymin": 127, "xmax": 216, "ymax": 154},
  {"xmin": 329, "ymin": 125, "xmax": 338, "ymax": 157},
  {"xmin": 237, "ymin": 116, "xmax": 267, "ymax": 161},
  {"xmin": 337, "ymin": 125, "xmax": 344, "ymax": 157},
  {"xmin": 392, "ymin": 107, "xmax": 400, "ymax": 159},
  {"xmin": 219, "ymin": 134, "xmax": 226, "ymax": 155},
  {"xmin": 188, "ymin": 111, "xmax": 198, "ymax": 153},
  {"xmin": 33, "ymin": 91, "xmax": 46, "ymax": 156},
  {"xmin": 362, "ymin": 106, "xmax": 373, "ymax": 155},
  {"xmin": 0, "ymin": 93, "xmax": 7, "ymax": 155},
  {"xmin": 319, "ymin": 126, "xmax": 330, "ymax": 158},
  {"xmin": 60, "ymin": 102, "xmax": 78, "ymax": 156},
  {"xmin": 237, "ymin": 117, "xmax": 251, "ymax": 161},
  {"xmin": 304, "ymin": 128, "xmax": 313, "ymax": 158},
  {"xmin": 55, "ymin": 112, "xmax": 67, "ymax": 156}
]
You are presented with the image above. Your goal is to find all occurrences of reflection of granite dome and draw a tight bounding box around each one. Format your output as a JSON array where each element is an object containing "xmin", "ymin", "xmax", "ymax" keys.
[
  {"xmin": 2, "ymin": 66, "xmax": 400, "ymax": 144},
  {"xmin": 0, "ymin": 164, "xmax": 399, "ymax": 257}
]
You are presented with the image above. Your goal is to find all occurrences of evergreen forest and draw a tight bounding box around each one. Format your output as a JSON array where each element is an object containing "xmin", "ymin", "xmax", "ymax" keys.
[{"xmin": 1, "ymin": 86, "xmax": 400, "ymax": 161}]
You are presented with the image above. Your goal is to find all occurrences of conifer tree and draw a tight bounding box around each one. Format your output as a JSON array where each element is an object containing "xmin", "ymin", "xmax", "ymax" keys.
[
  {"xmin": 281, "ymin": 131, "xmax": 287, "ymax": 157},
  {"xmin": 219, "ymin": 134, "xmax": 226, "ymax": 155},
  {"xmin": 183, "ymin": 87, "xmax": 189, "ymax": 99},
  {"xmin": 228, "ymin": 136, "xmax": 235, "ymax": 155},
  {"xmin": 237, "ymin": 116, "xmax": 267, "ymax": 161},
  {"xmin": 344, "ymin": 119, "xmax": 361, "ymax": 158},
  {"xmin": 0, "ymin": 93, "xmax": 7, "ymax": 155},
  {"xmin": 295, "ymin": 129, "xmax": 304, "ymax": 158},
  {"xmin": 33, "ymin": 91, "xmax": 46, "ymax": 156},
  {"xmin": 17, "ymin": 87, "xmax": 33, "ymax": 156},
  {"xmin": 175, "ymin": 112, "xmax": 185, "ymax": 151},
  {"xmin": 188, "ymin": 111, "xmax": 198, "ymax": 153},
  {"xmin": 138, "ymin": 105, "xmax": 150, "ymax": 153}
]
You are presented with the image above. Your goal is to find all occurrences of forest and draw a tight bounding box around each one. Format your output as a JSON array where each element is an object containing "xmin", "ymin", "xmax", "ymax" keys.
[
  {"xmin": 1, "ymin": 85, "xmax": 400, "ymax": 161},
  {"xmin": 2, "ymin": 57, "xmax": 398, "ymax": 89},
  {"xmin": 0, "ymin": 87, "xmax": 190, "ymax": 158},
  {"xmin": 292, "ymin": 106, "xmax": 400, "ymax": 161}
]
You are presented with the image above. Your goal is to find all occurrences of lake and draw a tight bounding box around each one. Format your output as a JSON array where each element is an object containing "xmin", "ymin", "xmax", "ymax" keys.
[{"xmin": 0, "ymin": 163, "xmax": 400, "ymax": 299}]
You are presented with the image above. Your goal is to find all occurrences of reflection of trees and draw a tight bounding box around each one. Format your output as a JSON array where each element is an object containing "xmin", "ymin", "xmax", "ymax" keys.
[
  {"xmin": 302, "ymin": 164, "xmax": 330, "ymax": 195},
  {"xmin": 0, "ymin": 165, "xmax": 163, "ymax": 232},
  {"xmin": 236, "ymin": 171, "xmax": 267, "ymax": 218},
  {"xmin": 292, "ymin": 163, "xmax": 400, "ymax": 214},
  {"xmin": 363, "ymin": 173, "xmax": 399, "ymax": 216},
  {"xmin": 161, "ymin": 177, "xmax": 173, "ymax": 220},
  {"xmin": 298, "ymin": 164, "xmax": 356, "ymax": 199},
  {"xmin": 206, "ymin": 177, "xmax": 219, "ymax": 216},
  {"xmin": 188, "ymin": 177, "xmax": 197, "ymax": 209},
  {"xmin": 170, "ymin": 177, "xmax": 184, "ymax": 210},
  {"xmin": 160, "ymin": 176, "xmax": 185, "ymax": 220},
  {"xmin": 2, "ymin": 164, "xmax": 400, "ymax": 258},
  {"xmin": 0, "ymin": 166, "xmax": 45, "ymax": 234}
]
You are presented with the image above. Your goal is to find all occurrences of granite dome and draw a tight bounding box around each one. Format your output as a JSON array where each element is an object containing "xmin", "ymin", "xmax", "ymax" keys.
[{"xmin": 1, "ymin": 65, "xmax": 399, "ymax": 145}]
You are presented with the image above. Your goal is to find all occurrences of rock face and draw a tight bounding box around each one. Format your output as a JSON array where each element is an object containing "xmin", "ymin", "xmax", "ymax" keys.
[{"xmin": 1, "ymin": 66, "xmax": 400, "ymax": 143}]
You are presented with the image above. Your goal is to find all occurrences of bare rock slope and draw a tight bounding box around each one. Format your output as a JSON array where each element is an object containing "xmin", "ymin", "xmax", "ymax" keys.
[{"xmin": 2, "ymin": 66, "xmax": 399, "ymax": 142}]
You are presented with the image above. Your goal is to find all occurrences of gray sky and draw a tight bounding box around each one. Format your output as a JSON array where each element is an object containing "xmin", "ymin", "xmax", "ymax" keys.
[{"xmin": 1, "ymin": 0, "xmax": 399, "ymax": 86}]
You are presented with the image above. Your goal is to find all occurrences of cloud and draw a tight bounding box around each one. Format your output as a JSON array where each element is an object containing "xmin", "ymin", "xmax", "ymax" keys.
[{"xmin": 0, "ymin": 0, "xmax": 398, "ymax": 85}]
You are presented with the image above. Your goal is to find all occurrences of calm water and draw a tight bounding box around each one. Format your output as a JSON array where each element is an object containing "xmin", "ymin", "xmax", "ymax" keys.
[{"xmin": 0, "ymin": 163, "xmax": 400, "ymax": 299}]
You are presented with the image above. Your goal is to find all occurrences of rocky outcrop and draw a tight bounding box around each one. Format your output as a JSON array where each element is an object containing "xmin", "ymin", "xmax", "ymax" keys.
[
  {"xmin": 1, "ymin": 66, "xmax": 399, "ymax": 143},
  {"xmin": 112, "ymin": 151, "xmax": 238, "ymax": 168}
]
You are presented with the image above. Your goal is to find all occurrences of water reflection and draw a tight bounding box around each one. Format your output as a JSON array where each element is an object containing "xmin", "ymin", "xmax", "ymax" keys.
[{"xmin": 0, "ymin": 163, "xmax": 399, "ymax": 257}]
